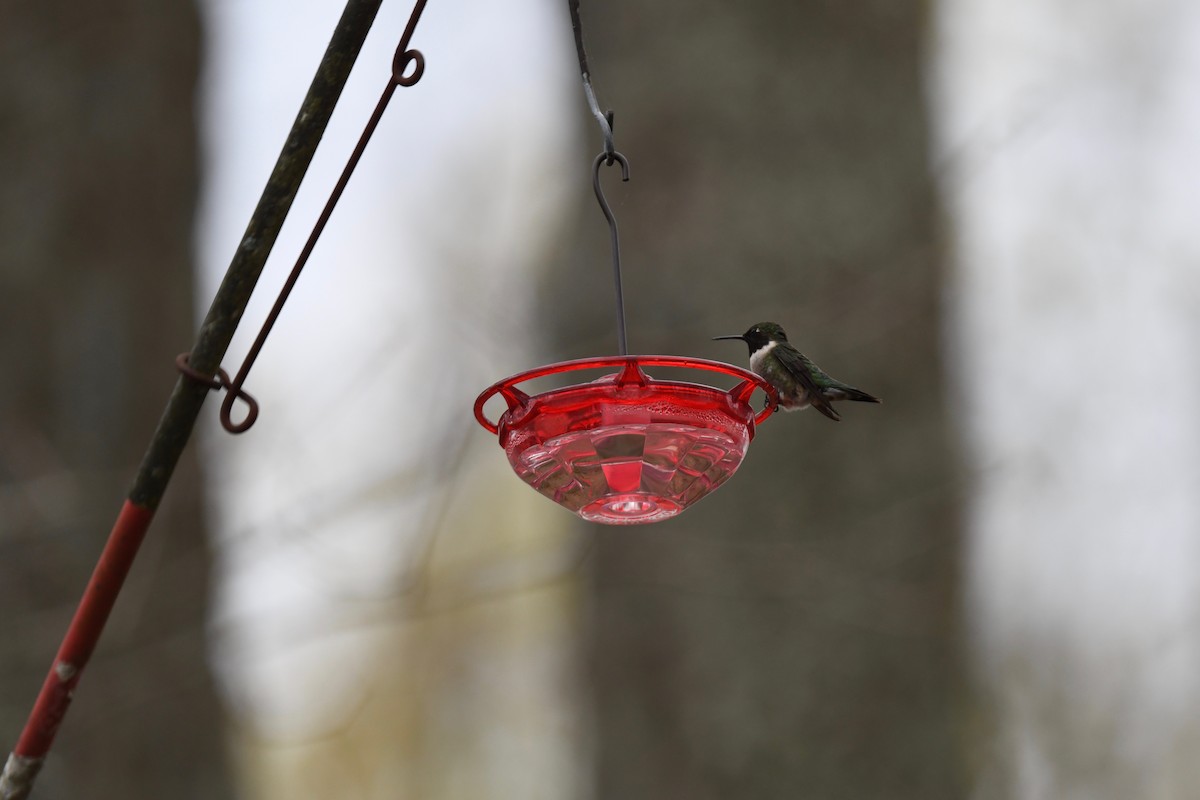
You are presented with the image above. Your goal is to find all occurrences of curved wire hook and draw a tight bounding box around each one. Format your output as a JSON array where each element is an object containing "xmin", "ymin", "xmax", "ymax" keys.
[
  {"xmin": 572, "ymin": 1, "xmax": 633, "ymax": 355},
  {"xmin": 391, "ymin": 0, "xmax": 428, "ymax": 86},
  {"xmin": 175, "ymin": 353, "xmax": 260, "ymax": 433},
  {"xmin": 593, "ymin": 151, "xmax": 630, "ymax": 355}
]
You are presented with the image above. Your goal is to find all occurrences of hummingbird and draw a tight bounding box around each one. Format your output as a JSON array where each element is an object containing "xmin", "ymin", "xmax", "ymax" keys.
[{"xmin": 713, "ymin": 322, "xmax": 880, "ymax": 422}]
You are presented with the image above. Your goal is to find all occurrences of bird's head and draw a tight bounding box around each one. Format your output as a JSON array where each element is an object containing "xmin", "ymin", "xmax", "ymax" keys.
[{"xmin": 713, "ymin": 321, "xmax": 788, "ymax": 354}]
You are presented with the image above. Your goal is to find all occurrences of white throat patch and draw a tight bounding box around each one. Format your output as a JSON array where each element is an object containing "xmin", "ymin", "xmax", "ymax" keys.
[{"xmin": 749, "ymin": 339, "xmax": 777, "ymax": 372}]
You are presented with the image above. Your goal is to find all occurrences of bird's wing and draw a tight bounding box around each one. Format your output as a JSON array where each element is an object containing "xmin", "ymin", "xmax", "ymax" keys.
[{"xmin": 776, "ymin": 347, "xmax": 840, "ymax": 421}]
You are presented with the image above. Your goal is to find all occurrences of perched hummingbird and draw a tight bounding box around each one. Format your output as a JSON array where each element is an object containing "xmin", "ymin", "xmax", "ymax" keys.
[{"xmin": 714, "ymin": 322, "xmax": 880, "ymax": 422}]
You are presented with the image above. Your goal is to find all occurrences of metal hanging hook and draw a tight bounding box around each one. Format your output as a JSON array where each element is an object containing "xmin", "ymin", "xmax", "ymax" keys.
[
  {"xmin": 570, "ymin": 0, "xmax": 632, "ymax": 355},
  {"xmin": 392, "ymin": 0, "xmax": 428, "ymax": 86},
  {"xmin": 593, "ymin": 151, "xmax": 630, "ymax": 355},
  {"xmin": 175, "ymin": 352, "xmax": 260, "ymax": 433}
]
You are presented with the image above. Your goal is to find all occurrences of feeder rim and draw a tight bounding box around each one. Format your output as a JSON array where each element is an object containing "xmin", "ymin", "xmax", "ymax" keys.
[{"xmin": 474, "ymin": 354, "xmax": 779, "ymax": 434}]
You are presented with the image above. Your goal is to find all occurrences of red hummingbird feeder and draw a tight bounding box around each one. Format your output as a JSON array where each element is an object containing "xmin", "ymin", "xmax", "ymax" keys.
[
  {"xmin": 473, "ymin": 6, "xmax": 780, "ymax": 524},
  {"xmin": 475, "ymin": 356, "xmax": 778, "ymax": 525}
]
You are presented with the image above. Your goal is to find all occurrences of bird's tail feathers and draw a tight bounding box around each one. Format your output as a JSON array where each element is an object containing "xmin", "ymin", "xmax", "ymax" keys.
[
  {"xmin": 811, "ymin": 396, "xmax": 842, "ymax": 421},
  {"xmin": 828, "ymin": 385, "xmax": 881, "ymax": 404}
]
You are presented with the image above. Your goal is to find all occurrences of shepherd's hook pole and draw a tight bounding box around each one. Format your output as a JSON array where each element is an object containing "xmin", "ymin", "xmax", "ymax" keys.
[{"xmin": 0, "ymin": 1, "xmax": 386, "ymax": 796}]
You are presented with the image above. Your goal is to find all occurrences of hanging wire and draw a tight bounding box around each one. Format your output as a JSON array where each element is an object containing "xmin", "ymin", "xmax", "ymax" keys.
[
  {"xmin": 592, "ymin": 152, "xmax": 630, "ymax": 354},
  {"xmin": 569, "ymin": 0, "xmax": 630, "ymax": 356}
]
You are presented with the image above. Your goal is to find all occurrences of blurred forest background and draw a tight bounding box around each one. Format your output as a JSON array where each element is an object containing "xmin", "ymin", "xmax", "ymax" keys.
[
  {"xmin": 0, "ymin": 2, "xmax": 230, "ymax": 797},
  {"xmin": 2, "ymin": 0, "xmax": 1197, "ymax": 798}
]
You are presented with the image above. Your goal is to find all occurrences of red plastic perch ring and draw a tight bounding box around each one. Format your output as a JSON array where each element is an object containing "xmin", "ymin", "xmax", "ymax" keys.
[{"xmin": 474, "ymin": 356, "xmax": 778, "ymax": 525}]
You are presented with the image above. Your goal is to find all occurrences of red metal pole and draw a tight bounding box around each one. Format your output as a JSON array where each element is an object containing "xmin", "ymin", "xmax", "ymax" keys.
[{"xmin": 3, "ymin": 502, "xmax": 155, "ymax": 787}]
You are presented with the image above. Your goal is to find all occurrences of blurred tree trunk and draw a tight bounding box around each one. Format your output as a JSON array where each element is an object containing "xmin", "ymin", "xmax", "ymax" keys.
[
  {"xmin": 0, "ymin": 3, "xmax": 233, "ymax": 797},
  {"xmin": 548, "ymin": 1, "xmax": 964, "ymax": 797},
  {"xmin": 934, "ymin": 0, "xmax": 1200, "ymax": 796}
]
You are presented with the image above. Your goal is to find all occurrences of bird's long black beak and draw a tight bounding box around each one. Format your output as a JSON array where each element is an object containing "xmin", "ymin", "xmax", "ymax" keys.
[{"xmin": 712, "ymin": 334, "xmax": 745, "ymax": 342}]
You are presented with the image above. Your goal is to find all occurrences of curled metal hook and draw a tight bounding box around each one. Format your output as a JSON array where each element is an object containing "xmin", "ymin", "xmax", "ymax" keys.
[
  {"xmin": 175, "ymin": 353, "xmax": 260, "ymax": 434},
  {"xmin": 593, "ymin": 151, "xmax": 630, "ymax": 203},
  {"xmin": 218, "ymin": 379, "xmax": 261, "ymax": 434},
  {"xmin": 391, "ymin": 0, "xmax": 429, "ymax": 87},
  {"xmin": 571, "ymin": 1, "xmax": 632, "ymax": 354},
  {"xmin": 392, "ymin": 48, "xmax": 425, "ymax": 86},
  {"xmin": 593, "ymin": 151, "xmax": 630, "ymax": 355}
]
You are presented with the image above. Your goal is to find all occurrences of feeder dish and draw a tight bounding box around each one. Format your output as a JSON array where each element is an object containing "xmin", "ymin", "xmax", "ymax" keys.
[{"xmin": 474, "ymin": 356, "xmax": 777, "ymax": 525}]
